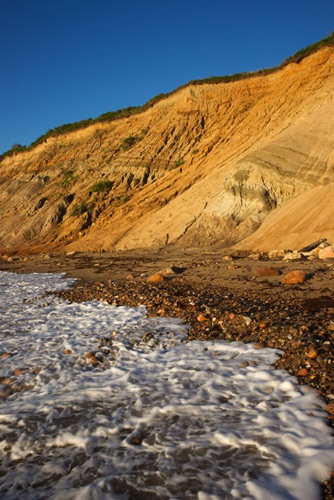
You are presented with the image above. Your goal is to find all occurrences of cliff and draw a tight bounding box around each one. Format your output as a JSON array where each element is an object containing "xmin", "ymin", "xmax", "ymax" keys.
[{"xmin": 1, "ymin": 44, "xmax": 334, "ymax": 254}]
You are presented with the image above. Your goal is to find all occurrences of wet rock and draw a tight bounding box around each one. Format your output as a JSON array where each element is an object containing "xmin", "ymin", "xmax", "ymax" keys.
[
  {"xmin": 325, "ymin": 402, "xmax": 334, "ymax": 415},
  {"xmin": 13, "ymin": 367, "xmax": 29, "ymax": 376},
  {"xmin": 1, "ymin": 353, "xmax": 13, "ymax": 359},
  {"xmin": 0, "ymin": 387, "xmax": 13, "ymax": 398},
  {"xmin": 281, "ymin": 270, "xmax": 306, "ymax": 285}
]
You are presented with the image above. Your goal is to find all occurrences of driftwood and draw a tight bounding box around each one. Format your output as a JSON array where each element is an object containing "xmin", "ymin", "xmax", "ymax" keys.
[{"xmin": 299, "ymin": 238, "xmax": 327, "ymax": 253}]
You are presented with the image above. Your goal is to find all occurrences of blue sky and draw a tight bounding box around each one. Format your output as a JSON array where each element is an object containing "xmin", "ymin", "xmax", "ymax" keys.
[{"xmin": 1, "ymin": 0, "xmax": 333, "ymax": 154}]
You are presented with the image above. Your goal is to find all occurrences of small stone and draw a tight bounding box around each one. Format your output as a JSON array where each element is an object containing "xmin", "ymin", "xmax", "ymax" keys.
[
  {"xmin": 13, "ymin": 368, "xmax": 29, "ymax": 376},
  {"xmin": 305, "ymin": 347, "xmax": 318, "ymax": 359},
  {"xmin": 1, "ymin": 353, "xmax": 13, "ymax": 359},
  {"xmin": 64, "ymin": 349, "xmax": 72, "ymax": 355},
  {"xmin": 297, "ymin": 368, "xmax": 308, "ymax": 377},
  {"xmin": 222, "ymin": 255, "xmax": 232, "ymax": 261},
  {"xmin": 242, "ymin": 316, "xmax": 251, "ymax": 325},
  {"xmin": 328, "ymin": 324, "xmax": 334, "ymax": 331},
  {"xmin": 281, "ymin": 270, "xmax": 306, "ymax": 285},
  {"xmin": 84, "ymin": 351, "xmax": 95, "ymax": 359},
  {"xmin": 259, "ymin": 322, "xmax": 268, "ymax": 329},
  {"xmin": 197, "ymin": 314, "xmax": 207, "ymax": 322},
  {"xmin": 0, "ymin": 387, "xmax": 13, "ymax": 398},
  {"xmin": 88, "ymin": 355, "xmax": 100, "ymax": 365},
  {"xmin": 147, "ymin": 273, "xmax": 165, "ymax": 283},
  {"xmin": 227, "ymin": 264, "xmax": 238, "ymax": 270},
  {"xmin": 249, "ymin": 254, "xmax": 260, "ymax": 260},
  {"xmin": 130, "ymin": 436, "xmax": 142, "ymax": 445},
  {"xmin": 229, "ymin": 313, "xmax": 236, "ymax": 320},
  {"xmin": 325, "ymin": 402, "xmax": 334, "ymax": 414}
]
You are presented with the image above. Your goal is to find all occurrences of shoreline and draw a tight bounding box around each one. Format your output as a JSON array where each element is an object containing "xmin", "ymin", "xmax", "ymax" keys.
[{"xmin": 1, "ymin": 248, "xmax": 334, "ymax": 497}]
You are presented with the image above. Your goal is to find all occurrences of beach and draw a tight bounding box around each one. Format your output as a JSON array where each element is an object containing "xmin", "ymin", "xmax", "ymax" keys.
[{"xmin": 1, "ymin": 247, "xmax": 333, "ymax": 498}]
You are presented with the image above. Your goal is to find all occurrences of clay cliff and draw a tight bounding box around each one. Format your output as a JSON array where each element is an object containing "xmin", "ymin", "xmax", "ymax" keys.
[{"xmin": 1, "ymin": 43, "xmax": 334, "ymax": 254}]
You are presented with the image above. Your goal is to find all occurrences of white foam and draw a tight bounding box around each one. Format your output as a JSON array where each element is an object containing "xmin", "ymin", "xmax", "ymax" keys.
[{"xmin": 0, "ymin": 271, "xmax": 333, "ymax": 499}]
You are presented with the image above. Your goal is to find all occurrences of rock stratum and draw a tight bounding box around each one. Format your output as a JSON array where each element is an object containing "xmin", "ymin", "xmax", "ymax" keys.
[{"xmin": 1, "ymin": 45, "xmax": 334, "ymax": 254}]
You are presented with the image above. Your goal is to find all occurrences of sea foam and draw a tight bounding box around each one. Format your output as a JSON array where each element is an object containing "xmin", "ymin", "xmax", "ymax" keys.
[{"xmin": 0, "ymin": 271, "xmax": 333, "ymax": 499}]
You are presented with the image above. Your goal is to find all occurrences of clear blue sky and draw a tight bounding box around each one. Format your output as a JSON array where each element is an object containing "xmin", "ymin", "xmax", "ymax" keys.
[{"xmin": 1, "ymin": 0, "xmax": 333, "ymax": 154}]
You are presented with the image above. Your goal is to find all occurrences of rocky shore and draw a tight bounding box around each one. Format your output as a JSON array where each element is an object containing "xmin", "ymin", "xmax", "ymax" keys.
[{"xmin": 1, "ymin": 246, "xmax": 334, "ymax": 498}]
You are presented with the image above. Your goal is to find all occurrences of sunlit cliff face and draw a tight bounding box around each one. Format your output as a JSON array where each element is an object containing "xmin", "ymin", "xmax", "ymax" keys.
[{"xmin": 1, "ymin": 46, "xmax": 334, "ymax": 254}]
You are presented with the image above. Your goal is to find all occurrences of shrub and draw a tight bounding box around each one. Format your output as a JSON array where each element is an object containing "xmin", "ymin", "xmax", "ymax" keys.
[
  {"xmin": 62, "ymin": 170, "xmax": 75, "ymax": 186},
  {"xmin": 91, "ymin": 179, "xmax": 113, "ymax": 193},
  {"xmin": 122, "ymin": 136, "xmax": 140, "ymax": 150},
  {"xmin": 72, "ymin": 201, "xmax": 88, "ymax": 216}
]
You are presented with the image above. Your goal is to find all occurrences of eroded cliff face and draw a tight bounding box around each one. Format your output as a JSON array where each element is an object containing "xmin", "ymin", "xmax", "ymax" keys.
[{"xmin": 1, "ymin": 46, "xmax": 334, "ymax": 254}]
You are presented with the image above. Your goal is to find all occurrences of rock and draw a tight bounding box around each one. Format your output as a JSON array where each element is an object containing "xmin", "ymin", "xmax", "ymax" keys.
[
  {"xmin": 305, "ymin": 347, "xmax": 318, "ymax": 359},
  {"xmin": 253, "ymin": 267, "xmax": 280, "ymax": 277},
  {"xmin": 197, "ymin": 314, "xmax": 207, "ymax": 322},
  {"xmin": 64, "ymin": 349, "xmax": 72, "ymax": 355},
  {"xmin": 0, "ymin": 387, "xmax": 13, "ymax": 398},
  {"xmin": 298, "ymin": 238, "xmax": 327, "ymax": 252},
  {"xmin": 13, "ymin": 368, "xmax": 29, "ymax": 376},
  {"xmin": 297, "ymin": 368, "xmax": 308, "ymax": 377},
  {"xmin": 227, "ymin": 264, "xmax": 238, "ymax": 270},
  {"xmin": 84, "ymin": 351, "xmax": 96, "ymax": 359},
  {"xmin": 319, "ymin": 246, "xmax": 334, "ymax": 259},
  {"xmin": 268, "ymin": 250, "xmax": 285, "ymax": 258},
  {"xmin": 307, "ymin": 255, "xmax": 317, "ymax": 261},
  {"xmin": 242, "ymin": 316, "xmax": 252, "ymax": 325},
  {"xmin": 249, "ymin": 254, "xmax": 260, "ymax": 260},
  {"xmin": 84, "ymin": 351, "xmax": 101, "ymax": 365},
  {"xmin": 222, "ymin": 255, "xmax": 233, "ymax": 261},
  {"xmin": 147, "ymin": 273, "xmax": 166, "ymax": 283},
  {"xmin": 283, "ymin": 252, "xmax": 302, "ymax": 261},
  {"xmin": 129, "ymin": 435, "xmax": 142, "ymax": 445},
  {"xmin": 1, "ymin": 353, "xmax": 13, "ymax": 359},
  {"xmin": 325, "ymin": 401, "xmax": 334, "ymax": 415},
  {"xmin": 281, "ymin": 270, "xmax": 306, "ymax": 285}
]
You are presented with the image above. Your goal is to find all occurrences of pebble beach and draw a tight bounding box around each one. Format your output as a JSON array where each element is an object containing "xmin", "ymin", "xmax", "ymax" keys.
[{"xmin": 1, "ymin": 247, "xmax": 334, "ymax": 498}]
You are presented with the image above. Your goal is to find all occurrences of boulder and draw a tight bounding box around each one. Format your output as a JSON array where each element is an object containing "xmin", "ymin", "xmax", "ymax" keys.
[
  {"xmin": 281, "ymin": 270, "xmax": 306, "ymax": 285},
  {"xmin": 147, "ymin": 273, "xmax": 166, "ymax": 283},
  {"xmin": 283, "ymin": 252, "xmax": 302, "ymax": 261},
  {"xmin": 319, "ymin": 245, "xmax": 334, "ymax": 259}
]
